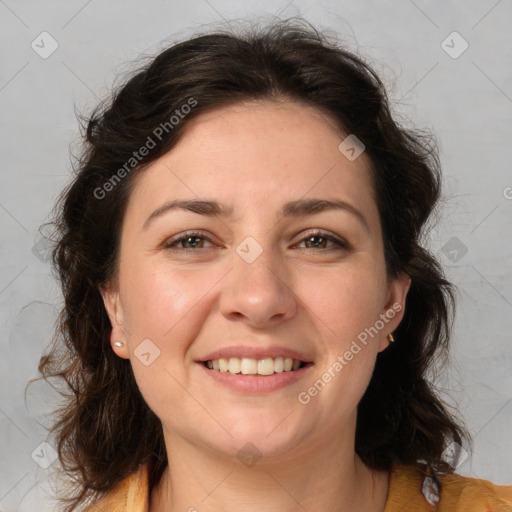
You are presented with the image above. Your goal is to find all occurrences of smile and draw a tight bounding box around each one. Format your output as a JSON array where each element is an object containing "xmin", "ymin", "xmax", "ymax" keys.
[
  {"xmin": 204, "ymin": 357, "xmax": 307, "ymax": 376},
  {"xmin": 199, "ymin": 358, "xmax": 314, "ymax": 393}
]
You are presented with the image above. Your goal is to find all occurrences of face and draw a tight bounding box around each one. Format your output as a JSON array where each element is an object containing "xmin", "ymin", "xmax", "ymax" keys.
[{"xmin": 101, "ymin": 100, "xmax": 410, "ymax": 461}]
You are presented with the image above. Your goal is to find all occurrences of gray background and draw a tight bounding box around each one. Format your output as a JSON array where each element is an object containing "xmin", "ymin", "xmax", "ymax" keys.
[{"xmin": 1, "ymin": 0, "xmax": 511, "ymax": 510}]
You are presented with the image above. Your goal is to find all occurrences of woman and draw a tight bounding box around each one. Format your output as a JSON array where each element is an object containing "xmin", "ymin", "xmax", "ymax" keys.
[{"xmin": 39, "ymin": 19, "xmax": 512, "ymax": 512}]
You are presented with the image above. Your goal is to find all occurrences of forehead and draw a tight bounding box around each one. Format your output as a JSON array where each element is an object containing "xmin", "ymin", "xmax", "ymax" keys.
[{"xmin": 126, "ymin": 100, "xmax": 378, "ymax": 226}]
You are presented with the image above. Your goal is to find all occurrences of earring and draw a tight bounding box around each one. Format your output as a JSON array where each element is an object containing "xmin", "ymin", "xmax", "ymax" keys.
[
  {"xmin": 387, "ymin": 333, "xmax": 394, "ymax": 343},
  {"xmin": 113, "ymin": 341, "xmax": 124, "ymax": 347}
]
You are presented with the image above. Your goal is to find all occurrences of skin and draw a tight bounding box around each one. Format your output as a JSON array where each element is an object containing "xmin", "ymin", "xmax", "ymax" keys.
[{"xmin": 101, "ymin": 100, "xmax": 411, "ymax": 512}]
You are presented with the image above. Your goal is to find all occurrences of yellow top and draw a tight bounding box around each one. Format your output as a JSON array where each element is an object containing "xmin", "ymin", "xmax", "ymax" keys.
[{"xmin": 86, "ymin": 463, "xmax": 512, "ymax": 511}]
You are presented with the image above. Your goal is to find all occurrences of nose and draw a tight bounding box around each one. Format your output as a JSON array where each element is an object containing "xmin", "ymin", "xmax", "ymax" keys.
[{"xmin": 219, "ymin": 245, "xmax": 297, "ymax": 328}]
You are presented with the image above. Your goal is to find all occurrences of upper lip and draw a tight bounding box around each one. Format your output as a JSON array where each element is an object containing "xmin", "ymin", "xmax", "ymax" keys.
[{"xmin": 198, "ymin": 346, "xmax": 314, "ymax": 363}]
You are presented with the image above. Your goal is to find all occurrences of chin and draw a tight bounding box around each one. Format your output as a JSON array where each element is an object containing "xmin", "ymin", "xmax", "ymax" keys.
[{"xmin": 208, "ymin": 408, "xmax": 312, "ymax": 460}]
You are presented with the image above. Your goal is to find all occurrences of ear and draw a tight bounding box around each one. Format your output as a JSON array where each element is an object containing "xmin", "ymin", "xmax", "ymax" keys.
[
  {"xmin": 99, "ymin": 281, "xmax": 130, "ymax": 359},
  {"xmin": 378, "ymin": 272, "xmax": 411, "ymax": 352}
]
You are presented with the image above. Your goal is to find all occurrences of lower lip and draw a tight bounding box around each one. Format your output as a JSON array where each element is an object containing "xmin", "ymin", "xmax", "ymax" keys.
[{"xmin": 198, "ymin": 362, "xmax": 314, "ymax": 393}]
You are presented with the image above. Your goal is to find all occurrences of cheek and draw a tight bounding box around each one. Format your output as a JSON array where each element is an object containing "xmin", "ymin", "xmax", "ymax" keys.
[
  {"xmin": 121, "ymin": 262, "xmax": 214, "ymax": 340},
  {"xmin": 120, "ymin": 264, "xmax": 218, "ymax": 418},
  {"xmin": 117, "ymin": 259, "xmax": 217, "ymax": 406},
  {"xmin": 294, "ymin": 261, "xmax": 387, "ymax": 413},
  {"xmin": 300, "ymin": 261, "xmax": 387, "ymax": 346}
]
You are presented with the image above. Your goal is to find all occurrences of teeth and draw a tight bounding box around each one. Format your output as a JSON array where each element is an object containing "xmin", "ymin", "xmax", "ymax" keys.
[
  {"xmin": 241, "ymin": 357, "xmax": 257, "ymax": 374},
  {"xmin": 219, "ymin": 358, "xmax": 229, "ymax": 372},
  {"xmin": 205, "ymin": 356, "xmax": 304, "ymax": 375},
  {"xmin": 258, "ymin": 358, "xmax": 274, "ymax": 376},
  {"xmin": 228, "ymin": 357, "xmax": 241, "ymax": 374}
]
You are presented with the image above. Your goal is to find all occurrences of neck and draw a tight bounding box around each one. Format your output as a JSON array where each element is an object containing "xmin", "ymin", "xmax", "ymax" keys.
[{"xmin": 149, "ymin": 431, "xmax": 389, "ymax": 512}]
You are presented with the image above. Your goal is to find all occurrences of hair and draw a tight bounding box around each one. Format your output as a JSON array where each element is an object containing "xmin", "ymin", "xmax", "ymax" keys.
[{"xmin": 37, "ymin": 17, "xmax": 468, "ymax": 511}]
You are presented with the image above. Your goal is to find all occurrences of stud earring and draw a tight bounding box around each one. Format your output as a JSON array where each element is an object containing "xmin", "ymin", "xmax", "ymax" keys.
[
  {"xmin": 387, "ymin": 333, "xmax": 394, "ymax": 343},
  {"xmin": 113, "ymin": 341, "xmax": 124, "ymax": 347}
]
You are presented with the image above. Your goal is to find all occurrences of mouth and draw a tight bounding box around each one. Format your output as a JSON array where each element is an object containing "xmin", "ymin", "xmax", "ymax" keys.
[{"xmin": 202, "ymin": 357, "xmax": 312, "ymax": 376}]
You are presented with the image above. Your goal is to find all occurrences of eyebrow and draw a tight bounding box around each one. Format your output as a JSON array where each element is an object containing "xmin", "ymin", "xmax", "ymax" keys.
[{"xmin": 143, "ymin": 198, "xmax": 369, "ymax": 232}]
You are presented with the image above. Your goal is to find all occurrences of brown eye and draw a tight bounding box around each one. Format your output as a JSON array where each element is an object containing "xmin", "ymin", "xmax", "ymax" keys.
[
  {"xmin": 163, "ymin": 232, "xmax": 213, "ymax": 250},
  {"xmin": 296, "ymin": 231, "xmax": 349, "ymax": 251},
  {"xmin": 303, "ymin": 235, "xmax": 329, "ymax": 249},
  {"xmin": 178, "ymin": 236, "xmax": 204, "ymax": 249}
]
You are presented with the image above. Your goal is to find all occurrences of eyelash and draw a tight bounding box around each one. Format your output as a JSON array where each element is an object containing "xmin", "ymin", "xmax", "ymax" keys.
[{"xmin": 163, "ymin": 230, "xmax": 350, "ymax": 252}]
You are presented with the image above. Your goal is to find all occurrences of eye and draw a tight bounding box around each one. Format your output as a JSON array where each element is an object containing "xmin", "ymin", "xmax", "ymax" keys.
[
  {"xmin": 295, "ymin": 231, "xmax": 349, "ymax": 251},
  {"xmin": 162, "ymin": 230, "xmax": 349, "ymax": 252},
  {"xmin": 163, "ymin": 231, "xmax": 215, "ymax": 250}
]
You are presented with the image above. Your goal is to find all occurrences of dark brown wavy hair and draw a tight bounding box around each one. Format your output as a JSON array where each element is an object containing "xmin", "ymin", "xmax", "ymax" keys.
[{"xmin": 37, "ymin": 17, "xmax": 468, "ymax": 511}]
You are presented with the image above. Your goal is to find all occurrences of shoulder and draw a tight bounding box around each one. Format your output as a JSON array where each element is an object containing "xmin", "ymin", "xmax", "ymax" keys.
[
  {"xmin": 438, "ymin": 470, "xmax": 512, "ymax": 512},
  {"xmin": 386, "ymin": 463, "xmax": 512, "ymax": 512},
  {"xmin": 83, "ymin": 465, "xmax": 149, "ymax": 512}
]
